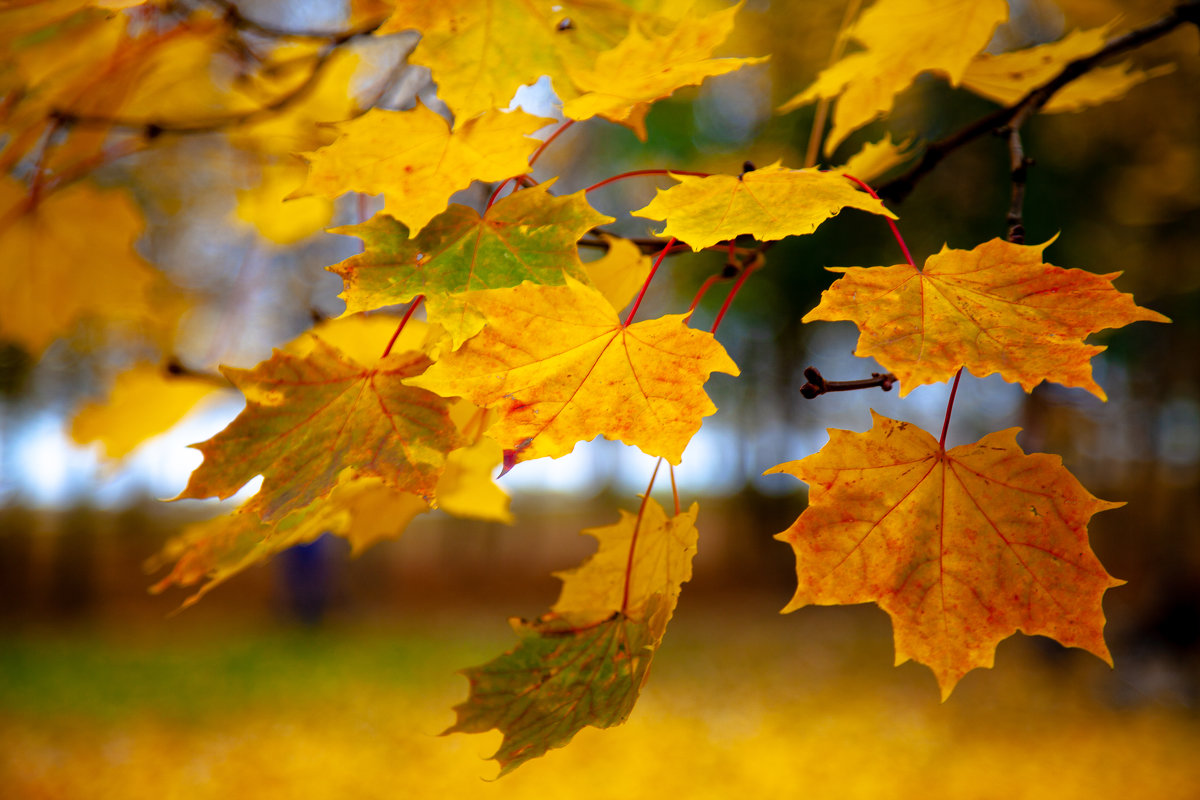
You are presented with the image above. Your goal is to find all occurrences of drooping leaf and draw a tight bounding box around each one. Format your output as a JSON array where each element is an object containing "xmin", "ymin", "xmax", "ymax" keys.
[
  {"xmin": 295, "ymin": 104, "xmax": 552, "ymax": 235},
  {"xmin": 562, "ymin": 3, "xmax": 767, "ymax": 139},
  {"xmin": 446, "ymin": 498, "xmax": 698, "ymax": 773},
  {"xmin": 0, "ymin": 178, "xmax": 163, "ymax": 354},
  {"xmin": 407, "ymin": 277, "xmax": 739, "ymax": 465},
  {"xmin": 329, "ymin": 184, "xmax": 612, "ymax": 313},
  {"xmin": 961, "ymin": 25, "xmax": 1170, "ymax": 112},
  {"xmin": 632, "ymin": 163, "xmax": 896, "ymax": 251},
  {"xmin": 554, "ymin": 499, "xmax": 699, "ymax": 620},
  {"xmin": 178, "ymin": 337, "xmax": 462, "ymax": 521},
  {"xmin": 71, "ymin": 362, "xmax": 223, "ymax": 460},
  {"xmin": 767, "ymin": 411, "xmax": 1124, "ymax": 699},
  {"xmin": 802, "ymin": 237, "xmax": 1169, "ymax": 399},
  {"xmin": 436, "ymin": 404, "xmax": 514, "ymax": 524},
  {"xmin": 151, "ymin": 476, "xmax": 430, "ymax": 607},
  {"xmin": 778, "ymin": 0, "xmax": 1008, "ymax": 154}
]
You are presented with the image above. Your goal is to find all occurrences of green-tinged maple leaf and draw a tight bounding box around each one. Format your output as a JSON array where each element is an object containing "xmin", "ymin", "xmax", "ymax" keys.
[
  {"xmin": 802, "ymin": 237, "xmax": 1170, "ymax": 399},
  {"xmin": 562, "ymin": 3, "xmax": 767, "ymax": 139},
  {"xmin": 778, "ymin": 0, "xmax": 1008, "ymax": 154},
  {"xmin": 328, "ymin": 184, "xmax": 612, "ymax": 313},
  {"xmin": 632, "ymin": 163, "xmax": 896, "ymax": 251},
  {"xmin": 767, "ymin": 412, "xmax": 1124, "ymax": 698},
  {"xmin": 150, "ymin": 476, "xmax": 430, "ymax": 607},
  {"xmin": 294, "ymin": 104, "xmax": 551, "ymax": 236},
  {"xmin": 446, "ymin": 498, "xmax": 698, "ymax": 773},
  {"xmin": 961, "ymin": 24, "xmax": 1170, "ymax": 112},
  {"xmin": 406, "ymin": 278, "xmax": 739, "ymax": 465},
  {"xmin": 0, "ymin": 178, "xmax": 164, "ymax": 354},
  {"xmin": 178, "ymin": 337, "xmax": 462, "ymax": 521}
]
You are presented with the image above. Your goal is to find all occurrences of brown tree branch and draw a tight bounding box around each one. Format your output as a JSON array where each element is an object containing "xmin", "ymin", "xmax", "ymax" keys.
[{"xmin": 878, "ymin": 1, "xmax": 1200, "ymax": 204}]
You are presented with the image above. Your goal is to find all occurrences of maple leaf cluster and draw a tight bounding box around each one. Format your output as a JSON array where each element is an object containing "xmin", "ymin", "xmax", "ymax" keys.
[{"xmin": 1, "ymin": 0, "xmax": 1188, "ymax": 777}]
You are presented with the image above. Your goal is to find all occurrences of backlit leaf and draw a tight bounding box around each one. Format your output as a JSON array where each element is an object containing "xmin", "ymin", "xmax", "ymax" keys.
[
  {"xmin": 407, "ymin": 278, "xmax": 739, "ymax": 465},
  {"xmin": 632, "ymin": 163, "xmax": 896, "ymax": 251},
  {"xmin": 0, "ymin": 178, "xmax": 162, "ymax": 354},
  {"xmin": 562, "ymin": 3, "xmax": 767, "ymax": 139},
  {"xmin": 802, "ymin": 238, "xmax": 1169, "ymax": 399},
  {"xmin": 962, "ymin": 25, "xmax": 1169, "ymax": 112},
  {"xmin": 295, "ymin": 104, "xmax": 551, "ymax": 236},
  {"xmin": 178, "ymin": 337, "xmax": 462, "ymax": 521},
  {"xmin": 767, "ymin": 411, "xmax": 1124, "ymax": 698},
  {"xmin": 583, "ymin": 234, "xmax": 652, "ymax": 313},
  {"xmin": 778, "ymin": 0, "xmax": 1008, "ymax": 154},
  {"xmin": 71, "ymin": 363, "xmax": 223, "ymax": 460}
]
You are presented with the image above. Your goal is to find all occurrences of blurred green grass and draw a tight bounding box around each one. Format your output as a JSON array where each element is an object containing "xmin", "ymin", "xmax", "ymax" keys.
[{"xmin": 2, "ymin": 597, "xmax": 1199, "ymax": 799}]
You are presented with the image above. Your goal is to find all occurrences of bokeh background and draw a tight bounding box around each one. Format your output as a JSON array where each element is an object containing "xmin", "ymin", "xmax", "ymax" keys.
[{"xmin": 2, "ymin": 0, "xmax": 1199, "ymax": 797}]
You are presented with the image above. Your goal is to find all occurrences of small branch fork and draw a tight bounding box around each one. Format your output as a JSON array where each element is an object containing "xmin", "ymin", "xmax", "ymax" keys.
[
  {"xmin": 877, "ymin": 1, "xmax": 1200, "ymax": 205},
  {"xmin": 799, "ymin": 367, "xmax": 895, "ymax": 399}
]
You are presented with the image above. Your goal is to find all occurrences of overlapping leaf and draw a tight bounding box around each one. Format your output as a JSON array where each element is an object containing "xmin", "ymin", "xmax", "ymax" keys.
[
  {"xmin": 377, "ymin": 0, "xmax": 649, "ymax": 119},
  {"xmin": 329, "ymin": 185, "xmax": 612, "ymax": 312},
  {"xmin": 562, "ymin": 3, "xmax": 766, "ymax": 139},
  {"xmin": 779, "ymin": 0, "xmax": 1008, "ymax": 154},
  {"xmin": 803, "ymin": 238, "xmax": 1169, "ymax": 399},
  {"xmin": 962, "ymin": 25, "xmax": 1168, "ymax": 112},
  {"xmin": 632, "ymin": 163, "xmax": 896, "ymax": 251},
  {"xmin": 446, "ymin": 498, "xmax": 698, "ymax": 774},
  {"xmin": 0, "ymin": 178, "xmax": 163, "ymax": 354},
  {"xmin": 295, "ymin": 104, "xmax": 551, "ymax": 235},
  {"xmin": 178, "ymin": 337, "xmax": 462, "ymax": 521},
  {"xmin": 407, "ymin": 278, "xmax": 739, "ymax": 465},
  {"xmin": 767, "ymin": 411, "xmax": 1124, "ymax": 698}
]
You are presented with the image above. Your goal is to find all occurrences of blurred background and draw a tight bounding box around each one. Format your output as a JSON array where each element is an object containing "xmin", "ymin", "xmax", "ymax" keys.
[{"xmin": 2, "ymin": 0, "xmax": 1199, "ymax": 796}]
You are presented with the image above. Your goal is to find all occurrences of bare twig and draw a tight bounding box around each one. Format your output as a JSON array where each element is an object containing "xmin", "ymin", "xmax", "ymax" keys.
[
  {"xmin": 1004, "ymin": 127, "xmax": 1031, "ymax": 244},
  {"xmin": 799, "ymin": 366, "xmax": 896, "ymax": 399}
]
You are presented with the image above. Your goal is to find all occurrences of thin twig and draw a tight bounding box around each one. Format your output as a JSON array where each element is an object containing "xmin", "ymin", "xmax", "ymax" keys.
[
  {"xmin": 1004, "ymin": 128, "xmax": 1030, "ymax": 244},
  {"xmin": 799, "ymin": 366, "xmax": 895, "ymax": 399}
]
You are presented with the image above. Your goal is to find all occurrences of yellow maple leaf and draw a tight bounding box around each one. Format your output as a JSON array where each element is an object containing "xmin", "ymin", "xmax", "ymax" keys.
[
  {"xmin": 407, "ymin": 277, "xmax": 739, "ymax": 465},
  {"xmin": 436, "ymin": 403, "xmax": 514, "ymax": 524},
  {"xmin": 779, "ymin": 0, "xmax": 1008, "ymax": 155},
  {"xmin": 632, "ymin": 163, "xmax": 896, "ymax": 251},
  {"xmin": 295, "ymin": 104, "xmax": 551, "ymax": 236},
  {"xmin": 802, "ymin": 237, "xmax": 1169, "ymax": 399},
  {"xmin": 767, "ymin": 411, "xmax": 1124, "ymax": 699},
  {"xmin": 554, "ymin": 498, "xmax": 699, "ymax": 621},
  {"xmin": 562, "ymin": 3, "xmax": 767, "ymax": 139},
  {"xmin": 0, "ymin": 178, "xmax": 162, "ymax": 354},
  {"xmin": 583, "ymin": 234, "xmax": 652, "ymax": 314},
  {"xmin": 836, "ymin": 133, "xmax": 916, "ymax": 184},
  {"xmin": 961, "ymin": 24, "xmax": 1170, "ymax": 112},
  {"xmin": 378, "ymin": 0, "xmax": 645, "ymax": 119},
  {"xmin": 71, "ymin": 362, "xmax": 223, "ymax": 460},
  {"xmin": 235, "ymin": 160, "xmax": 334, "ymax": 245}
]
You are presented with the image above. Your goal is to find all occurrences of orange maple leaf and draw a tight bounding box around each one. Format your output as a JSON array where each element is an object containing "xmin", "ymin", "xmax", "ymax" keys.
[
  {"xmin": 767, "ymin": 411, "xmax": 1124, "ymax": 698},
  {"xmin": 178, "ymin": 337, "xmax": 462, "ymax": 521},
  {"xmin": 406, "ymin": 278, "xmax": 738, "ymax": 465},
  {"xmin": 803, "ymin": 237, "xmax": 1169, "ymax": 399}
]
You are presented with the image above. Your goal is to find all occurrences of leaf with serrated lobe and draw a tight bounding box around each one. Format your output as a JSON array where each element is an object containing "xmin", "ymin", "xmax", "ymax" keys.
[
  {"xmin": 632, "ymin": 163, "xmax": 895, "ymax": 251},
  {"xmin": 803, "ymin": 237, "xmax": 1169, "ymax": 399},
  {"xmin": 767, "ymin": 411, "xmax": 1124, "ymax": 698},
  {"xmin": 406, "ymin": 278, "xmax": 738, "ymax": 465}
]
